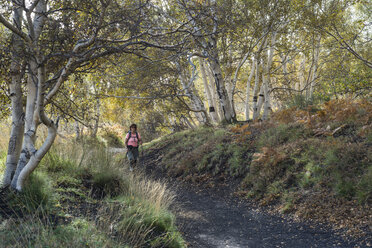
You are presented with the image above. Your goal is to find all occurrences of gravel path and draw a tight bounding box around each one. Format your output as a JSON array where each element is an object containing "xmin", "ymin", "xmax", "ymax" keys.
[
  {"xmin": 141, "ymin": 152, "xmax": 363, "ymax": 248},
  {"xmin": 170, "ymin": 183, "xmax": 359, "ymax": 248}
]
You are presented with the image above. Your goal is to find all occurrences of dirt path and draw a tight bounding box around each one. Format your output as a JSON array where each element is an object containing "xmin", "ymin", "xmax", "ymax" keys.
[
  {"xmin": 169, "ymin": 182, "xmax": 359, "ymax": 248},
  {"xmin": 140, "ymin": 153, "xmax": 362, "ymax": 248}
]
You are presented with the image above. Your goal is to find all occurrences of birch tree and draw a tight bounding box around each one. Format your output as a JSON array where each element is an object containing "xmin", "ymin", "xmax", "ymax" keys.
[
  {"xmin": 2, "ymin": 0, "xmax": 24, "ymax": 188},
  {"xmin": 0, "ymin": 0, "xmax": 183, "ymax": 191},
  {"xmin": 174, "ymin": 0, "xmax": 236, "ymax": 123},
  {"xmin": 198, "ymin": 57, "xmax": 219, "ymax": 123},
  {"xmin": 177, "ymin": 58, "xmax": 210, "ymax": 125}
]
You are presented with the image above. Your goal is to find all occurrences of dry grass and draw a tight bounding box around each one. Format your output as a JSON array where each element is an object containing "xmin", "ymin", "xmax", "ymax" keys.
[
  {"xmin": 0, "ymin": 122, "xmax": 10, "ymax": 180},
  {"xmin": 0, "ymin": 131, "xmax": 184, "ymax": 248}
]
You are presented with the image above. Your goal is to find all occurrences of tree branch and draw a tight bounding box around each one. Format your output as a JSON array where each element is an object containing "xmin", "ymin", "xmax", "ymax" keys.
[{"xmin": 0, "ymin": 14, "xmax": 30, "ymax": 42}]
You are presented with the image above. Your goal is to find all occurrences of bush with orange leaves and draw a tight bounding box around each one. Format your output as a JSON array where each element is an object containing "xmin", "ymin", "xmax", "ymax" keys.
[
  {"xmin": 273, "ymin": 99, "xmax": 372, "ymax": 129},
  {"xmin": 243, "ymin": 146, "xmax": 293, "ymax": 198}
]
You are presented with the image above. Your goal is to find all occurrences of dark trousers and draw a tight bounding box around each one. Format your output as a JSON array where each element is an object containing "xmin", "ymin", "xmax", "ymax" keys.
[{"xmin": 127, "ymin": 147, "xmax": 139, "ymax": 165}]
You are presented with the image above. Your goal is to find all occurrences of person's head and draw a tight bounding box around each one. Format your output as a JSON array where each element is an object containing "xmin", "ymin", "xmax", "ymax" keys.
[{"xmin": 130, "ymin": 124, "xmax": 137, "ymax": 132}]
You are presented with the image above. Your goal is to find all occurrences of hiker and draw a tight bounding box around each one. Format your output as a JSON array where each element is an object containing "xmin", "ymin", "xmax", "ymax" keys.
[{"xmin": 124, "ymin": 124, "xmax": 142, "ymax": 170}]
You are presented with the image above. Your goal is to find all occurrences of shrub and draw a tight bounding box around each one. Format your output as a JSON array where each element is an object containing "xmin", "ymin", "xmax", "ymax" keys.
[
  {"xmin": 8, "ymin": 172, "xmax": 54, "ymax": 214},
  {"xmin": 258, "ymin": 123, "xmax": 306, "ymax": 148},
  {"xmin": 356, "ymin": 166, "xmax": 372, "ymax": 204},
  {"xmin": 0, "ymin": 217, "xmax": 122, "ymax": 248},
  {"xmin": 98, "ymin": 197, "xmax": 184, "ymax": 248},
  {"xmin": 285, "ymin": 94, "xmax": 319, "ymax": 110},
  {"xmin": 43, "ymin": 149, "xmax": 76, "ymax": 173},
  {"xmin": 102, "ymin": 130, "xmax": 124, "ymax": 148},
  {"xmin": 243, "ymin": 147, "xmax": 291, "ymax": 197},
  {"xmin": 227, "ymin": 144, "xmax": 251, "ymax": 177},
  {"xmin": 91, "ymin": 168, "xmax": 129, "ymax": 198}
]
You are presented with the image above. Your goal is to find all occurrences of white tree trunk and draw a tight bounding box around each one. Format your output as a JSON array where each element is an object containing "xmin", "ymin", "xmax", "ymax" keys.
[
  {"xmin": 225, "ymin": 45, "xmax": 234, "ymax": 112},
  {"xmin": 298, "ymin": 53, "xmax": 306, "ymax": 94},
  {"xmin": 12, "ymin": 0, "xmax": 48, "ymax": 187},
  {"xmin": 183, "ymin": 3, "xmax": 235, "ymax": 123},
  {"xmin": 262, "ymin": 74, "xmax": 271, "ymax": 120},
  {"xmin": 10, "ymin": 60, "xmax": 38, "ymax": 189},
  {"xmin": 16, "ymin": 65, "xmax": 59, "ymax": 191},
  {"xmin": 6, "ymin": 0, "xmax": 60, "ymax": 191},
  {"xmin": 17, "ymin": 125, "xmax": 57, "ymax": 191},
  {"xmin": 2, "ymin": 2, "xmax": 24, "ymax": 187},
  {"xmin": 245, "ymin": 57, "xmax": 256, "ymax": 121},
  {"xmin": 91, "ymin": 84, "xmax": 100, "ymax": 138},
  {"xmin": 309, "ymin": 34, "xmax": 321, "ymax": 99},
  {"xmin": 252, "ymin": 59, "xmax": 261, "ymax": 120},
  {"xmin": 208, "ymin": 57, "xmax": 235, "ymax": 123},
  {"xmin": 179, "ymin": 65, "xmax": 210, "ymax": 125},
  {"xmin": 252, "ymin": 35, "xmax": 269, "ymax": 120},
  {"xmin": 92, "ymin": 98, "xmax": 100, "ymax": 138},
  {"xmin": 262, "ymin": 32, "xmax": 277, "ymax": 120},
  {"xmin": 255, "ymin": 84, "xmax": 264, "ymax": 119},
  {"xmin": 206, "ymin": 65, "xmax": 223, "ymax": 122},
  {"xmin": 3, "ymin": 79, "xmax": 24, "ymax": 187},
  {"xmin": 75, "ymin": 121, "xmax": 80, "ymax": 139},
  {"xmin": 199, "ymin": 57, "xmax": 218, "ymax": 123},
  {"xmin": 281, "ymin": 54, "xmax": 290, "ymax": 85},
  {"xmin": 181, "ymin": 114, "xmax": 195, "ymax": 129}
]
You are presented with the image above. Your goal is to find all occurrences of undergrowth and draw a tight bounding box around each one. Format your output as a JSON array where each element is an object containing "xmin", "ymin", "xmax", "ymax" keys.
[
  {"xmin": 0, "ymin": 136, "xmax": 184, "ymax": 248},
  {"xmin": 146, "ymin": 99, "xmax": 372, "ymax": 239},
  {"xmin": 145, "ymin": 127, "xmax": 253, "ymax": 179}
]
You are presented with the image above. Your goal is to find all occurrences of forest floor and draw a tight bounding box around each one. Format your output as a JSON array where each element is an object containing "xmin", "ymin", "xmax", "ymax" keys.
[{"xmin": 138, "ymin": 149, "xmax": 367, "ymax": 248}]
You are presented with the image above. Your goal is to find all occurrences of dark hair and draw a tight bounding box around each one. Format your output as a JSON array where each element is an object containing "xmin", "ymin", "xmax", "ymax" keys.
[{"xmin": 130, "ymin": 124, "xmax": 137, "ymax": 129}]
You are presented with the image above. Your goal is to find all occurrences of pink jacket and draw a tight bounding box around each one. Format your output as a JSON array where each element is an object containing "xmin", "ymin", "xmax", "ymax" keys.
[{"xmin": 126, "ymin": 132, "xmax": 141, "ymax": 147}]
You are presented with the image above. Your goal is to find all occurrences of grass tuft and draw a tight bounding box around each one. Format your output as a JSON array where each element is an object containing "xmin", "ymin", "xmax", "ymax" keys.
[{"xmin": 0, "ymin": 134, "xmax": 185, "ymax": 248}]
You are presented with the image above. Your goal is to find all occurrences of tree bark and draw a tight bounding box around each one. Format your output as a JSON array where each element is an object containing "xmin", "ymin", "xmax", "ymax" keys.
[
  {"xmin": 298, "ymin": 53, "xmax": 306, "ymax": 94},
  {"xmin": 262, "ymin": 32, "xmax": 277, "ymax": 120},
  {"xmin": 207, "ymin": 54, "xmax": 236, "ymax": 123},
  {"xmin": 206, "ymin": 65, "xmax": 223, "ymax": 122},
  {"xmin": 16, "ymin": 64, "xmax": 59, "ymax": 191},
  {"xmin": 199, "ymin": 57, "xmax": 218, "ymax": 123},
  {"xmin": 178, "ymin": 62, "xmax": 210, "ymax": 125},
  {"xmin": 183, "ymin": 1, "xmax": 235, "ymax": 123},
  {"xmin": 75, "ymin": 121, "xmax": 80, "ymax": 139},
  {"xmin": 262, "ymin": 73, "xmax": 271, "ymax": 120},
  {"xmin": 91, "ymin": 85, "xmax": 100, "ymax": 138},
  {"xmin": 2, "ymin": 1, "xmax": 24, "ymax": 187},
  {"xmin": 225, "ymin": 45, "xmax": 234, "ymax": 112},
  {"xmin": 252, "ymin": 59, "xmax": 261, "ymax": 120},
  {"xmin": 255, "ymin": 84, "xmax": 264, "ymax": 120},
  {"xmin": 245, "ymin": 57, "xmax": 256, "ymax": 121},
  {"xmin": 10, "ymin": 58, "xmax": 39, "ymax": 189},
  {"xmin": 181, "ymin": 114, "xmax": 195, "ymax": 129},
  {"xmin": 309, "ymin": 34, "xmax": 321, "ymax": 99}
]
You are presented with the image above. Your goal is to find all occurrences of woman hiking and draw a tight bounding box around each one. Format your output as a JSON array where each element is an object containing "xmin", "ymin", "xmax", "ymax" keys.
[{"xmin": 124, "ymin": 124, "xmax": 143, "ymax": 171}]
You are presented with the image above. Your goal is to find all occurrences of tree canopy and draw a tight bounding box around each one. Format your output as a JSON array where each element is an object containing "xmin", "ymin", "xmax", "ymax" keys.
[{"xmin": 0, "ymin": 0, "xmax": 371, "ymax": 190}]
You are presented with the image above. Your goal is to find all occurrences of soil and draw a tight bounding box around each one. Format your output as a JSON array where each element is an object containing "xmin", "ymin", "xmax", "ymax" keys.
[{"xmin": 141, "ymin": 150, "xmax": 370, "ymax": 248}]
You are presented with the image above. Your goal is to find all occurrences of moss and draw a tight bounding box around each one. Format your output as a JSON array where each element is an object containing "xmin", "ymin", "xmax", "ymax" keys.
[{"xmin": 55, "ymin": 175, "xmax": 82, "ymax": 188}]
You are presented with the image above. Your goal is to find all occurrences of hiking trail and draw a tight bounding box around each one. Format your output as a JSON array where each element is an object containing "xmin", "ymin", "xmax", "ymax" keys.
[{"xmin": 139, "ymin": 150, "xmax": 363, "ymax": 248}]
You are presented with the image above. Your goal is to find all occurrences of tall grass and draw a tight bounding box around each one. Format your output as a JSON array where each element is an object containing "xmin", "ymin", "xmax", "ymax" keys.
[
  {"xmin": 0, "ymin": 134, "xmax": 184, "ymax": 248},
  {"xmin": 0, "ymin": 122, "xmax": 10, "ymax": 179},
  {"xmin": 0, "ymin": 216, "xmax": 124, "ymax": 248}
]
